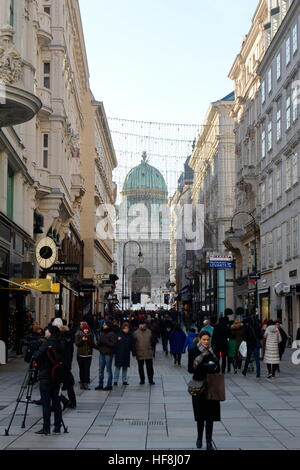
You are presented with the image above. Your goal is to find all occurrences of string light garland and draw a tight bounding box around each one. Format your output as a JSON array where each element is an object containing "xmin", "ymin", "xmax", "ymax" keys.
[{"xmin": 108, "ymin": 117, "xmax": 234, "ymax": 203}]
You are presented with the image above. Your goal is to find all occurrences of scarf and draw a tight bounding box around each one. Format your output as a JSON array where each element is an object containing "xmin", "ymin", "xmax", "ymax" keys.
[{"xmin": 193, "ymin": 343, "xmax": 218, "ymax": 370}]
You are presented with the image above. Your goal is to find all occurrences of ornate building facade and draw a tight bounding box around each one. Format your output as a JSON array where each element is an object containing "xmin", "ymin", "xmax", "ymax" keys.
[{"xmin": 0, "ymin": 0, "xmax": 117, "ymax": 357}]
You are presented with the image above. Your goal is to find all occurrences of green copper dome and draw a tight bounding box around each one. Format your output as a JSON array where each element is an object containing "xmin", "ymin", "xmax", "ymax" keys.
[{"xmin": 122, "ymin": 153, "xmax": 168, "ymax": 195}]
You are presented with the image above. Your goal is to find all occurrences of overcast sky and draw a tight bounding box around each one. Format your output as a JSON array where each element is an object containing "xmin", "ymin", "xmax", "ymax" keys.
[{"xmin": 79, "ymin": 0, "xmax": 259, "ymax": 125}]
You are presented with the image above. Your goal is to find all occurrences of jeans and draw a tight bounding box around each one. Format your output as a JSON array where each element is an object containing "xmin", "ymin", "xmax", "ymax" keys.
[
  {"xmin": 137, "ymin": 359, "xmax": 154, "ymax": 383},
  {"xmin": 77, "ymin": 356, "xmax": 92, "ymax": 384},
  {"xmin": 227, "ymin": 357, "xmax": 237, "ymax": 372},
  {"xmin": 114, "ymin": 366, "xmax": 128, "ymax": 384},
  {"xmin": 173, "ymin": 353, "xmax": 182, "ymax": 364},
  {"xmin": 161, "ymin": 336, "xmax": 169, "ymax": 353},
  {"xmin": 98, "ymin": 354, "xmax": 113, "ymax": 387},
  {"xmin": 39, "ymin": 379, "xmax": 62, "ymax": 431},
  {"xmin": 243, "ymin": 346, "xmax": 261, "ymax": 376}
]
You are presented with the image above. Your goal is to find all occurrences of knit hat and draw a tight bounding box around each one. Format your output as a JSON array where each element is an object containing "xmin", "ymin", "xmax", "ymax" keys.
[
  {"xmin": 103, "ymin": 320, "xmax": 112, "ymax": 329},
  {"xmin": 80, "ymin": 322, "xmax": 90, "ymax": 330},
  {"xmin": 52, "ymin": 318, "xmax": 63, "ymax": 328},
  {"xmin": 47, "ymin": 325, "xmax": 60, "ymax": 336}
]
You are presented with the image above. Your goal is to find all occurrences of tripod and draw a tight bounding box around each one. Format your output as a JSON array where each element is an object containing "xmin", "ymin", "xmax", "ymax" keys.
[{"xmin": 5, "ymin": 366, "xmax": 68, "ymax": 436}]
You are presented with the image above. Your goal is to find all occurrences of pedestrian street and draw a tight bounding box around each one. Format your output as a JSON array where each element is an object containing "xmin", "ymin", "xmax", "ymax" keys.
[{"xmin": 1, "ymin": 344, "xmax": 300, "ymax": 450}]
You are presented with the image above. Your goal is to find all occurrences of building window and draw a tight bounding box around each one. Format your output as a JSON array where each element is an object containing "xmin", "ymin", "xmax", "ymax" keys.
[
  {"xmin": 7, "ymin": 166, "xmax": 14, "ymax": 219},
  {"xmin": 42, "ymin": 133, "xmax": 49, "ymax": 168},
  {"xmin": 276, "ymin": 52, "xmax": 281, "ymax": 80},
  {"xmin": 286, "ymin": 36, "xmax": 291, "ymax": 66},
  {"xmin": 292, "ymin": 85, "xmax": 298, "ymax": 122},
  {"xmin": 9, "ymin": 0, "xmax": 14, "ymax": 27},
  {"xmin": 267, "ymin": 120, "xmax": 272, "ymax": 151},
  {"xmin": 261, "ymin": 181, "xmax": 266, "ymax": 207},
  {"xmin": 276, "ymin": 226, "xmax": 282, "ymax": 263},
  {"xmin": 268, "ymin": 232, "xmax": 273, "ymax": 267},
  {"xmin": 44, "ymin": 6, "xmax": 51, "ymax": 14},
  {"xmin": 268, "ymin": 173, "xmax": 273, "ymax": 204},
  {"xmin": 262, "ymin": 129, "xmax": 266, "ymax": 158},
  {"xmin": 286, "ymin": 95, "xmax": 291, "ymax": 129},
  {"xmin": 286, "ymin": 157, "xmax": 292, "ymax": 189},
  {"xmin": 267, "ymin": 68, "xmax": 272, "ymax": 94},
  {"xmin": 292, "ymin": 152, "xmax": 298, "ymax": 185},
  {"xmin": 286, "ymin": 219, "xmax": 291, "ymax": 259},
  {"xmin": 261, "ymin": 235, "xmax": 267, "ymax": 269},
  {"xmin": 276, "ymin": 108, "xmax": 281, "ymax": 141},
  {"xmin": 292, "ymin": 24, "xmax": 298, "ymax": 55},
  {"xmin": 275, "ymin": 163, "xmax": 281, "ymax": 197},
  {"xmin": 43, "ymin": 62, "xmax": 51, "ymax": 89},
  {"xmin": 261, "ymin": 80, "xmax": 266, "ymax": 104},
  {"xmin": 292, "ymin": 216, "xmax": 299, "ymax": 257}
]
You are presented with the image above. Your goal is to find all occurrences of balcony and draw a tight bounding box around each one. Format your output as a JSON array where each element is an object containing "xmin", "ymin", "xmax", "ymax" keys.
[
  {"xmin": 35, "ymin": 168, "xmax": 51, "ymax": 198},
  {"xmin": 37, "ymin": 12, "xmax": 52, "ymax": 45},
  {"xmin": 0, "ymin": 85, "xmax": 42, "ymax": 127},
  {"xmin": 36, "ymin": 87, "xmax": 52, "ymax": 116}
]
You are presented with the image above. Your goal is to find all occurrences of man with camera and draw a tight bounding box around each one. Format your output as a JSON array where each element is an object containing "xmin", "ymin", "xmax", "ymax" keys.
[{"xmin": 31, "ymin": 325, "xmax": 65, "ymax": 435}]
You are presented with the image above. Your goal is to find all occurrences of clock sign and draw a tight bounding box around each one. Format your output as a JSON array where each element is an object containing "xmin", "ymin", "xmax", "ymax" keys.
[{"xmin": 35, "ymin": 237, "xmax": 57, "ymax": 269}]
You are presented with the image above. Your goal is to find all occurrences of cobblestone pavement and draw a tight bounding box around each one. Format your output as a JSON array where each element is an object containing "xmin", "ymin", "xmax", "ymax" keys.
[{"xmin": 1, "ymin": 345, "xmax": 300, "ymax": 450}]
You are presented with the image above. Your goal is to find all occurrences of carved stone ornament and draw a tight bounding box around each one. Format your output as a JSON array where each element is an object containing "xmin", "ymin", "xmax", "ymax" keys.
[{"xmin": 0, "ymin": 26, "xmax": 23, "ymax": 84}]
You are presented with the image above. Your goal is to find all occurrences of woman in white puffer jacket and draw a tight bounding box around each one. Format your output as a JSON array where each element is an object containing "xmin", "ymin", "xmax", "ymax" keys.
[{"xmin": 264, "ymin": 320, "xmax": 282, "ymax": 378}]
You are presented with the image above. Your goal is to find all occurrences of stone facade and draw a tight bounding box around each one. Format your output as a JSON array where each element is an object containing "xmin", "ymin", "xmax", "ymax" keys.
[
  {"xmin": 189, "ymin": 94, "xmax": 236, "ymax": 318},
  {"xmin": 81, "ymin": 95, "xmax": 117, "ymax": 315},
  {"xmin": 257, "ymin": 0, "xmax": 300, "ymax": 337},
  {"xmin": 224, "ymin": 0, "xmax": 269, "ymax": 317},
  {"xmin": 0, "ymin": 0, "xmax": 117, "ymax": 353}
]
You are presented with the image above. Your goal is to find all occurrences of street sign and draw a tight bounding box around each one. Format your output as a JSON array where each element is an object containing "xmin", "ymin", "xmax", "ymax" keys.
[
  {"xmin": 79, "ymin": 285, "xmax": 96, "ymax": 293},
  {"xmin": 47, "ymin": 264, "xmax": 80, "ymax": 275},
  {"xmin": 249, "ymin": 273, "xmax": 261, "ymax": 280},
  {"xmin": 208, "ymin": 261, "xmax": 235, "ymax": 269}
]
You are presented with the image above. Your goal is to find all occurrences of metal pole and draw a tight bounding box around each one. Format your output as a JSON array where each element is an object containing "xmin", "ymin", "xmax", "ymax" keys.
[{"xmin": 122, "ymin": 243, "xmax": 126, "ymax": 312}]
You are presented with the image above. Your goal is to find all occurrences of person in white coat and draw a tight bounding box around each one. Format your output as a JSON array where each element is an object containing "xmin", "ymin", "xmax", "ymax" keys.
[{"xmin": 264, "ymin": 320, "xmax": 281, "ymax": 378}]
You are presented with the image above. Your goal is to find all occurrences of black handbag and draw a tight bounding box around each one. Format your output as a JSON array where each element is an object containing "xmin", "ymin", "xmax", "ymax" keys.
[{"xmin": 187, "ymin": 378, "xmax": 207, "ymax": 396}]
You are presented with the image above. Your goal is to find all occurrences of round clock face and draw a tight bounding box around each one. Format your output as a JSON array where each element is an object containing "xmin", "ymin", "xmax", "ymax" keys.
[{"xmin": 36, "ymin": 237, "xmax": 57, "ymax": 269}]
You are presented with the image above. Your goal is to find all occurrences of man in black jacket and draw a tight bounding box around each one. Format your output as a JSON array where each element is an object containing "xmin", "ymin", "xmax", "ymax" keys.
[
  {"xmin": 31, "ymin": 325, "xmax": 64, "ymax": 435},
  {"xmin": 242, "ymin": 317, "xmax": 262, "ymax": 378}
]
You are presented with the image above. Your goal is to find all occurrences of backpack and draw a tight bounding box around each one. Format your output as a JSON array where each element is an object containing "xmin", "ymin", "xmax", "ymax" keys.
[{"xmin": 46, "ymin": 345, "xmax": 65, "ymax": 384}]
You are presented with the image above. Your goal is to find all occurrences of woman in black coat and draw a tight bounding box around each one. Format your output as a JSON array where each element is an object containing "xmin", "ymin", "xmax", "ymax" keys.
[
  {"xmin": 113, "ymin": 323, "xmax": 134, "ymax": 386},
  {"xmin": 188, "ymin": 331, "xmax": 220, "ymax": 450}
]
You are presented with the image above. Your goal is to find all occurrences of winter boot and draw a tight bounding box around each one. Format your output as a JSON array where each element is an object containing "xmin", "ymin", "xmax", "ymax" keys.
[
  {"xmin": 206, "ymin": 421, "xmax": 214, "ymax": 451},
  {"xmin": 196, "ymin": 421, "xmax": 204, "ymax": 449}
]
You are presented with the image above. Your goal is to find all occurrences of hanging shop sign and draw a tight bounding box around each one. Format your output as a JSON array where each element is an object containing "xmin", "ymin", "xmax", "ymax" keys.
[
  {"xmin": 47, "ymin": 264, "xmax": 80, "ymax": 275},
  {"xmin": 10, "ymin": 278, "xmax": 52, "ymax": 292}
]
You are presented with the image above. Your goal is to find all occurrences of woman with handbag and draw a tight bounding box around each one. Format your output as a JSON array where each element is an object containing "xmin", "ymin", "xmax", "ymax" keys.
[{"xmin": 188, "ymin": 331, "xmax": 221, "ymax": 450}]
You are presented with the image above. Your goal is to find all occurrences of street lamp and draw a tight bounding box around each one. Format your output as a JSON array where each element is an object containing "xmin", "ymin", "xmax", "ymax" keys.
[
  {"xmin": 122, "ymin": 241, "xmax": 143, "ymax": 311},
  {"xmin": 124, "ymin": 264, "xmax": 137, "ymax": 309},
  {"xmin": 229, "ymin": 211, "xmax": 259, "ymax": 316}
]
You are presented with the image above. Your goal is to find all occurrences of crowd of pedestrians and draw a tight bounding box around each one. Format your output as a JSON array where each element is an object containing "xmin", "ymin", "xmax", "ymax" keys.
[{"xmin": 22, "ymin": 309, "xmax": 289, "ymax": 440}]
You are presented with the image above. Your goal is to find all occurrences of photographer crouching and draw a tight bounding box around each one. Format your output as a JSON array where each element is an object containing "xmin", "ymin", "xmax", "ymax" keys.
[{"xmin": 31, "ymin": 325, "xmax": 65, "ymax": 435}]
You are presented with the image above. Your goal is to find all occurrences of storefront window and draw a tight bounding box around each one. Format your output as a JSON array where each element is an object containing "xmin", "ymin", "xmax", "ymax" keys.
[{"xmin": 261, "ymin": 296, "xmax": 270, "ymax": 321}]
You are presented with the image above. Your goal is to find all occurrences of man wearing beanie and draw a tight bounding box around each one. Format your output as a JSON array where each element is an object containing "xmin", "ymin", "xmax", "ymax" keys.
[
  {"xmin": 31, "ymin": 325, "xmax": 64, "ymax": 435},
  {"xmin": 95, "ymin": 320, "xmax": 117, "ymax": 391},
  {"xmin": 133, "ymin": 320, "xmax": 155, "ymax": 385}
]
